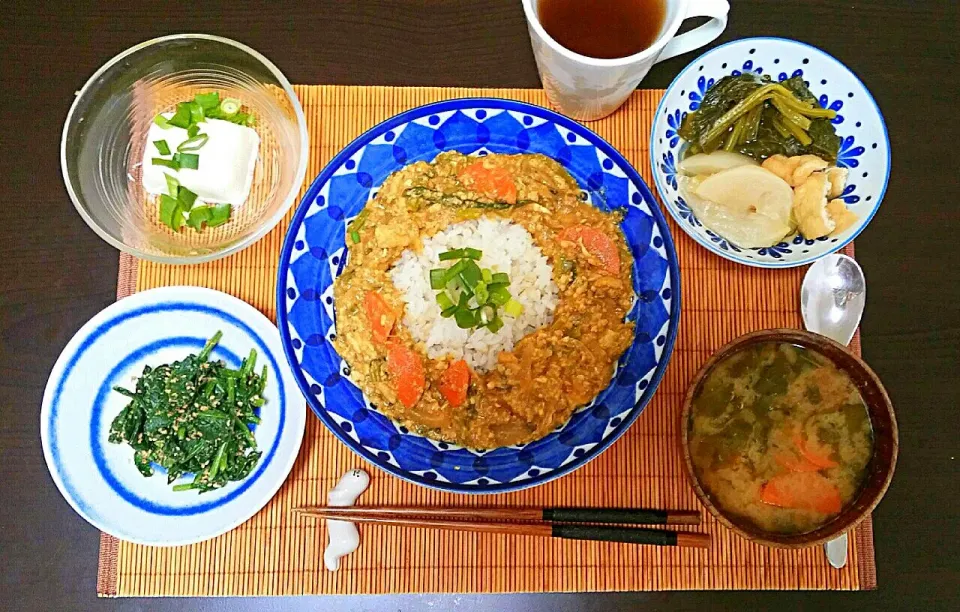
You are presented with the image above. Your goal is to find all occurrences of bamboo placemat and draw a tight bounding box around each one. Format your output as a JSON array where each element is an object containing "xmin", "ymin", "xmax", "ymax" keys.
[{"xmin": 97, "ymin": 86, "xmax": 875, "ymax": 597}]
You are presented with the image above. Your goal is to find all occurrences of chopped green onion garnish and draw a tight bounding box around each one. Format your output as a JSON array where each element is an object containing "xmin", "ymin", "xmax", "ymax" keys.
[
  {"xmin": 177, "ymin": 153, "xmax": 200, "ymax": 170},
  {"xmin": 348, "ymin": 209, "xmax": 369, "ymax": 233},
  {"xmin": 430, "ymin": 268, "xmax": 447, "ymax": 290},
  {"xmin": 178, "ymin": 186, "xmax": 198, "ymax": 209},
  {"xmin": 444, "ymin": 259, "xmax": 468, "ymax": 284},
  {"xmin": 186, "ymin": 205, "xmax": 211, "ymax": 231},
  {"xmin": 188, "ymin": 101, "xmax": 204, "ymax": 123},
  {"xmin": 454, "ymin": 308, "xmax": 476, "ymax": 329},
  {"xmin": 159, "ymin": 194, "xmax": 183, "ymax": 231},
  {"xmin": 489, "ymin": 286, "xmax": 511, "ymax": 306},
  {"xmin": 439, "ymin": 248, "xmax": 465, "ymax": 261},
  {"xmin": 477, "ymin": 304, "xmax": 497, "ymax": 326},
  {"xmin": 474, "ymin": 282, "xmax": 489, "ymax": 305},
  {"xmin": 187, "ymin": 124, "xmax": 200, "ymax": 138},
  {"xmin": 206, "ymin": 204, "xmax": 231, "ymax": 227},
  {"xmin": 350, "ymin": 230, "xmax": 361, "ymax": 243},
  {"xmin": 460, "ymin": 260, "xmax": 482, "ymax": 288},
  {"xmin": 233, "ymin": 112, "xmax": 255, "ymax": 126},
  {"xmin": 153, "ymin": 140, "xmax": 171, "ymax": 156},
  {"xmin": 503, "ymin": 299, "xmax": 524, "ymax": 318},
  {"xmin": 152, "ymin": 157, "xmax": 179, "ymax": 170},
  {"xmin": 220, "ymin": 98, "xmax": 242, "ymax": 115},
  {"xmin": 168, "ymin": 103, "xmax": 193, "ymax": 129},
  {"xmin": 164, "ymin": 174, "xmax": 180, "ymax": 196},
  {"xmin": 436, "ymin": 292, "xmax": 455, "ymax": 310},
  {"xmin": 154, "ymin": 114, "xmax": 171, "ymax": 129},
  {"xmin": 431, "ymin": 248, "xmax": 512, "ymax": 331},
  {"xmin": 194, "ymin": 92, "xmax": 221, "ymax": 110},
  {"xmin": 177, "ymin": 133, "xmax": 209, "ymax": 153}
]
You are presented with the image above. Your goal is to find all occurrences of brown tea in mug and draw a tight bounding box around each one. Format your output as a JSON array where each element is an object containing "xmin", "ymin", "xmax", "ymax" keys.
[{"xmin": 538, "ymin": 0, "xmax": 666, "ymax": 59}]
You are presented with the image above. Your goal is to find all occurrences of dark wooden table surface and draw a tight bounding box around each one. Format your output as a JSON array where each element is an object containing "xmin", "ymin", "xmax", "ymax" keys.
[{"xmin": 3, "ymin": 1, "xmax": 958, "ymax": 610}]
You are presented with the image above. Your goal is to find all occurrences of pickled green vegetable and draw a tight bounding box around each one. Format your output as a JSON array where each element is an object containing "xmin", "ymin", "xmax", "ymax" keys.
[{"xmin": 678, "ymin": 73, "xmax": 841, "ymax": 162}]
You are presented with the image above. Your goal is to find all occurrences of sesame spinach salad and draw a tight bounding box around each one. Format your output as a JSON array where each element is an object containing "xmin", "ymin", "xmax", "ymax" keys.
[{"xmin": 108, "ymin": 332, "xmax": 267, "ymax": 493}]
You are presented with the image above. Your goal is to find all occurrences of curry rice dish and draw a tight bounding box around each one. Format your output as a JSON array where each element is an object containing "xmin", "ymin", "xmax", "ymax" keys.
[{"xmin": 332, "ymin": 152, "xmax": 635, "ymax": 449}]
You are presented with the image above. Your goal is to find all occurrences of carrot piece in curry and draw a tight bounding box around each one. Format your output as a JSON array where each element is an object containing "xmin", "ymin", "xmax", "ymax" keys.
[
  {"xmin": 759, "ymin": 472, "xmax": 842, "ymax": 515},
  {"xmin": 386, "ymin": 341, "xmax": 425, "ymax": 408},
  {"xmin": 438, "ymin": 359, "xmax": 471, "ymax": 407},
  {"xmin": 458, "ymin": 161, "xmax": 517, "ymax": 204},
  {"xmin": 558, "ymin": 226, "xmax": 621, "ymax": 275},
  {"xmin": 364, "ymin": 291, "xmax": 396, "ymax": 344}
]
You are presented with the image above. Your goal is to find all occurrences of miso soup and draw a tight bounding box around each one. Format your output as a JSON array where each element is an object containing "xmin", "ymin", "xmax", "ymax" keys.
[{"xmin": 689, "ymin": 342, "xmax": 873, "ymax": 535}]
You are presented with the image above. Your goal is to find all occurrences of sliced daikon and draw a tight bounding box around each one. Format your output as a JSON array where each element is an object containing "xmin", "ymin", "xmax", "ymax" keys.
[
  {"xmin": 677, "ymin": 151, "xmax": 758, "ymax": 177},
  {"xmin": 678, "ymin": 175, "xmax": 794, "ymax": 248},
  {"xmin": 694, "ymin": 165, "xmax": 794, "ymax": 223}
]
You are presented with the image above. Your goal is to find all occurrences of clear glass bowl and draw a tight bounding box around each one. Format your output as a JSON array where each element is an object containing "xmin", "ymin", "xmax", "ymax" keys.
[{"xmin": 61, "ymin": 34, "xmax": 308, "ymax": 264}]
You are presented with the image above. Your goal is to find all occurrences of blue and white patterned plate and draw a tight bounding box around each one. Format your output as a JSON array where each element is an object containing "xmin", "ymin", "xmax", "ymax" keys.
[
  {"xmin": 651, "ymin": 37, "xmax": 891, "ymax": 268},
  {"xmin": 277, "ymin": 98, "xmax": 680, "ymax": 493},
  {"xmin": 40, "ymin": 286, "xmax": 306, "ymax": 545}
]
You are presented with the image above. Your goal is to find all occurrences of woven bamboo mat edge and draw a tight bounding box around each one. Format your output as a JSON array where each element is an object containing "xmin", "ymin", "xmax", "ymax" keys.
[{"xmin": 96, "ymin": 86, "xmax": 877, "ymax": 596}]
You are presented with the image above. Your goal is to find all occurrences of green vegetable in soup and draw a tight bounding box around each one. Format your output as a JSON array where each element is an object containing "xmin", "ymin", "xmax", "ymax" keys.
[
  {"xmin": 108, "ymin": 332, "xmax": 266, "ymax": 493},
  {"xmin": 753, "ymin": 352, "xmax": 790, "ymax": 396},
  {"xmin": 694, "ymin": 378, "xmax": 735, "ymax": 418}
]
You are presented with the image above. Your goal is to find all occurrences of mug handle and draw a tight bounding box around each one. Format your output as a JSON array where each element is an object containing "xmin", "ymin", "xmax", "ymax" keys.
[{"xmin": 656, "ymin": 0, "xmax": 730, "ymax": 63}]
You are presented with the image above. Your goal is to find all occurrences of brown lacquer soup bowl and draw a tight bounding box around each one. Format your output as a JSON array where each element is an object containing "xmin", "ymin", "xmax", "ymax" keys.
[{"xmin": 681, "ymin": 328, "xmax": 898, "ymax": 548}]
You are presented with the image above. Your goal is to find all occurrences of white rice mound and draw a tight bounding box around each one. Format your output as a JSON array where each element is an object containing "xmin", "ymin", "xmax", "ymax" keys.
[{"xmin": 390, "ymin": 218, "xmax": 559, "ymax": 373}]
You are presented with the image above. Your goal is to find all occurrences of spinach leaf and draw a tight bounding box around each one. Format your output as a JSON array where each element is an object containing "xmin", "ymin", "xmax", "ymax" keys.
[{"xmin": 107, "ymin": 332, "xmax": 267, "ymax": 494}]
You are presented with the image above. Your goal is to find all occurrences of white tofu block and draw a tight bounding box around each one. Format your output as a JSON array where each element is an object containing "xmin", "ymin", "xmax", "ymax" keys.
[{"xmin": 141, "ymin": 116, "xmax": 260, "ymax": 206}]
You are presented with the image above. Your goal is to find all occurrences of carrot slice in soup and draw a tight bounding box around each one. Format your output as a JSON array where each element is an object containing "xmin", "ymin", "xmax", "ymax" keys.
[
  {"xmin": 774, "ymin": 451, "xmax": 821, "ymax": 473},
  {"xmin": 364, "ymin": 291, "xmax": 396, "ymax": 344},
  {"xmin": 557, "ymin": 226, "xmax": 621, "ymax": 275},
  {"xmin": 438, "ymin": 359, "xmax": 470, "ymax": 407},
  {"xmin": 760, "ymin": 472, "xmax": 842, "ymax": 515},
  {"xmin": 794, "ymin": 432, "xmax": 839, "ymax": 469},
  {"xmin": 458, "ymin": 161, "xmax": 517, "ymax": 204},
  {"xmin": 386, "ymin": 341, "xmax": 425, "ymax": 408}
]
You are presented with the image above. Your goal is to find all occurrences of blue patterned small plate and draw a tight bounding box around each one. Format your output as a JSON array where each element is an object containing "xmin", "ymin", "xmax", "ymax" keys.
[
  {"xmin": 40, "ymin": 286, "xmax": 306, "ymax": 545},
  {"xmin": 276, "ymin": 98, "xmax": 680, "ymax": 493},
  {"xmin": 651, "ymin": 37, "xmax": 890, "ymax": 268}
]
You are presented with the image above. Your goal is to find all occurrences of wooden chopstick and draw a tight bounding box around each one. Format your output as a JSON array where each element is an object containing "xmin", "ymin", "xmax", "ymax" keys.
[
  {"xmin": 292, "ymin": 508, "xmax": 709, "ymax": 548},
  {"xmin": 293, "ymin": 505, "xmax": 701, "ymax": 525}
]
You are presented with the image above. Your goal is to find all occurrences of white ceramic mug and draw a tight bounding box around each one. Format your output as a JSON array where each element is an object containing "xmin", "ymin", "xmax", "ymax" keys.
[{"xmin": 523, "ymin": 0, "xmax": 730, "ymax": 120}]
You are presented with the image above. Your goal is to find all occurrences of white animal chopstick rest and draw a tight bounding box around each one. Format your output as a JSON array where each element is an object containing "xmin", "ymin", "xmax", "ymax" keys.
[{"xmin": 323, "ymin": 469, "xmax": 371, "ymax": 571}]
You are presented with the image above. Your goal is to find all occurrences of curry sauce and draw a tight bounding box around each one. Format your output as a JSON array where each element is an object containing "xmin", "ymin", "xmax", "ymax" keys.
[{"xmin": 332, "ymin": 152, "xmax": 634, "ymax": 448}]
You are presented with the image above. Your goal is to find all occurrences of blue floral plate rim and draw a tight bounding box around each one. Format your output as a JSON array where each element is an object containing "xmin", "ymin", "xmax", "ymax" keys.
[
  {"xmin": 276, "ymin": 97, "xmax": 682, "ymax": 493},
  {"xmin": 650, "ymin": 36, "xmax": 891, "ymax": 268}
]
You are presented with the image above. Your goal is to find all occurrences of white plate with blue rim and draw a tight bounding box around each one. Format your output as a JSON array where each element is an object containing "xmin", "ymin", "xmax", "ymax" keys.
[
  {"xmin": 650, "ymin": 37, "xmax": 891, "ymax": 268},
  {"xmin": 40, "ymin": 286, "xmax": 306, "ymax": 546}
]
